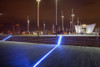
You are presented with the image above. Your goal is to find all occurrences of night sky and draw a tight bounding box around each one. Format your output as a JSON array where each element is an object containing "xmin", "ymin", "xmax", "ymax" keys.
[{"xmin": 0, "ymin": 0, "xmax": 100, "ymax": 32}]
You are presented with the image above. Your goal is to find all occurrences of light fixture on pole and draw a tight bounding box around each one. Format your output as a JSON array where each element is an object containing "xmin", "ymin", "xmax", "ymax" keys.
[
  {"xmin": 27, "ymin": 16, "xmax": 30, "ymax": 32},
  {"xmin": 36, "ymin": 0, "xmax": 41, "ymax": 36},
  {"xmin": 55, "ymin": 0, "xmax": 58, "ymax": 36},
  {"xmin": 61, "ymin": 10, "xmax": 64, "ymax": 33},
  {"xmin": 77, "ymin": 17, "xmax": 79, "ymax": 25},
  {"xmin": 71, "ymin": 8, "xmax": 75, "ymax": 33},
  {"xmin": 43, "ymin": 21, "xmax": 45, "ymax": 35},
  {"xmin": 52, "ymin": 24, "xmax": 55, "ymax": 34},
  {"xmin": 0, "ymin": 13, "xmax": 3, "ymax": 15},
  {"xmin": 70, "ymin": 18, "xmax": 72, "ymax": 33}
]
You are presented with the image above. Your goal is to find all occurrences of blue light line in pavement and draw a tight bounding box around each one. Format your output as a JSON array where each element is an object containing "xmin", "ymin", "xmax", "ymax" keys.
[
  {"xmin": 33, "ymin": 36, "xmax": 62, "ymax": 67},
  {"xmin": 2, "ymin": 35, "xmax": 12, "ymax": 41}
]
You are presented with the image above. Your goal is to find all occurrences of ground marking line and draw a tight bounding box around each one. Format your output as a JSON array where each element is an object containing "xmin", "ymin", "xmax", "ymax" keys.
[
  {"xmin": 33, "ymin": 35, "xmax": 62, "ymax": 67},
  {"xmin": 2, "ymin": 35, "xmax": 12, "ymax": 41}
]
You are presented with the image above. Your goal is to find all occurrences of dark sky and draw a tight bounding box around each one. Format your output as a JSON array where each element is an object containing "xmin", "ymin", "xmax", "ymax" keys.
[{"xmin": 0, "ymin": 0, "xmax": 100, "ymax": 32}]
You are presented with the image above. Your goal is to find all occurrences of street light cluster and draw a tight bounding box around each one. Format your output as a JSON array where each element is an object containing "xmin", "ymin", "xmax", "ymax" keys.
[
  {"xmin": 36, "ymin": 0, "xmax": 59, "ymax": 36},
  {"xmin": 35, "ymin": 0, "xmax": 75, "ymax": 36}
]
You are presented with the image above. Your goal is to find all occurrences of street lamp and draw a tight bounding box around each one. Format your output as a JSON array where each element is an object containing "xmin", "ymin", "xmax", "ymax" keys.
[
  {"xmin": 61, "ymin": 10, "xmax": 64, "ymax": 33},
  {"xmin": 77, "ymin": 17, "xmax": 79, "ymax": 25},
  {"xmin": 36, "ymin": 0, "xmax": 41, "ymax": 36},
  {"xmin": 71, "ymin": 8, "xmax": 75, "ymax": 22},
  {"xmin": 71, "ymin": 8, "xmax": 75, "ymax": 33},
  {"xmin": 70, "ymin": 18, "xmax": 72, "ymax": 33},
  {"xmin": 55, "ymin": 0, "xmax": 58, "ymax": 36},
  {"xmin": 0, "ymin": 13, "xmax": 3, "ymax": 15},
  {"xmin": 43, "ymin": 21, "xmax": 45, "ymax": 35},
  {"xmin": 52, "ymin": 24, "xmax": 55, "ymax": 34},
  {"xmin": 27, "ymin": 16, "xmax": 30, "ymax": 32}
]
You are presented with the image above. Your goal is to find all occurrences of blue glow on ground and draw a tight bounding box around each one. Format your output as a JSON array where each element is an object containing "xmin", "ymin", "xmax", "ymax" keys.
[
  {"xmin": 33, "ymin": 36, "xmax": 62, "ymax": 67},
  {"xmin": 2, "ymin": 35, "xmax": 12, "ymax": 41}
]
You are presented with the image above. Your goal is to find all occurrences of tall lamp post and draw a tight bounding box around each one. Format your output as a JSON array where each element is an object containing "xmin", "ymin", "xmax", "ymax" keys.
[
  {"xmin": 77, "ymin": 17, "xmax": 79, "ymax": 25},
  {"xmin": 71, "ymin": 8, "xmax": 75, "ymax": 33},
  {"xmin": 0, "ymin": 13, "xmax": 3, "ymax": 16},
  {"xmin": 43, "ymin": 21, "xmax": 45, "ymax": 35},
  {"xmin": 70, "ymin": 18, "xmax": 72, "ymax": 33},
  {"xmin": 61, "ymin": 10, "xmax": 64, "ymax": 33},
  {"xmin": 27, "ymin": 16, "xmax": 30, "ymax": 32},
  {"xmin": 36, "ymin": 0, "xmax": 41, "ymax": 36},
  {"xmin": 55, "ymin": 0, "xmax": 58, "ymax": 36},
  {"xmin": 52, "ymin": 24, "xmax": 55, "ymax": 34}
]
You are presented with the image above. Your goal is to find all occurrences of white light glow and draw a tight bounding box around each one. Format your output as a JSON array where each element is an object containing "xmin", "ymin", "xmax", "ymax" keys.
[
  {"xmin": 71, "ymin": 14, "xmax": 75, "ymax": 17},
  {"xmin": 36, "ymin": 0, "xmax": 41, "ymax": 2},
  {"xmin": 0, "ymin": 13, "xmax": 3, "ymax": 15}
]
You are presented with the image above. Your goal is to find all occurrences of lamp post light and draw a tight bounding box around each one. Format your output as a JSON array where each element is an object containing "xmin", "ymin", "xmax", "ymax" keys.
[
  {"xmin": 55, "ymin": 0, "xmax": 58, "ymax": 36},
  {"xmin": 70, "ymin": 18, "xmax": 72, "ymax": 33},
  {"xmin": 71, "ymin": 8, "xmax": 75, "ymax": 33},
  {"xmin": 52, "ymin": 24, "xmax": 55, "ymax": 34},
  {"xmin": 77, "ymin": 17, "xmax": 79, "ymax": 25},
  {"xmin": 27, "ymin": 16, "xmax": 30, "ymax": 32},
  {"xmin": 36, "ymin": 0, "xmax": 41, "ymax": 36},
  {"xmin": 43, "ymin": 21, "xmax": 45, "ymax": 35},
  {"xmin": 0, "ymin": 13, "xmax": 3, "ymax": 15},
  {"xmin": 61, "ymin": 10, "xmax": 64, "ymax": 34}
]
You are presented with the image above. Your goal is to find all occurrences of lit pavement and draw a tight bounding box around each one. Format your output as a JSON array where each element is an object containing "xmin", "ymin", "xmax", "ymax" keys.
[
  {"xmin": 0, "ymin": 41, "xmax": 100, "ymax": 67},
  {"xmin": 0, "ymin": 41, "xmax": 55, "ymax": 67},
  {"xmin": 38, "ymin": 45, "xmax": 100, "ymax": 67}
]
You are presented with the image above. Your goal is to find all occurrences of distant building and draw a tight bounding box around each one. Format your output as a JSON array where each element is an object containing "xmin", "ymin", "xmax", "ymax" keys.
[{"xmin": 75, "ymin": 24, "xmax": 96, "ymax": 34}]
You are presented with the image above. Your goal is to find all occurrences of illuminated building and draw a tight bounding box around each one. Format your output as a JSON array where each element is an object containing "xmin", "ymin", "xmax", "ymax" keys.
[{"xmin": 75, "ymin": 24, "xmax": 96, "ymax": 34}]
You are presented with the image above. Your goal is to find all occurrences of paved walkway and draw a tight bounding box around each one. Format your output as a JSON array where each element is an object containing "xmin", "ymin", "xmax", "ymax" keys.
[{"xmin": 0, "ymin": 41, "xmax": 100, "ymax": 67}]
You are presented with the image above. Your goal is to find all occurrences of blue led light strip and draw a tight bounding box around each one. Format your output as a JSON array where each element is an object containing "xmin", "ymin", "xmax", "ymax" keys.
[
  {"xmin": 2, "ymin": 35, "xmax": 12, "ymax": 41},
  {"xmin": 33, "ymin": 36, "xmax": 62, "ymax": 67}
]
